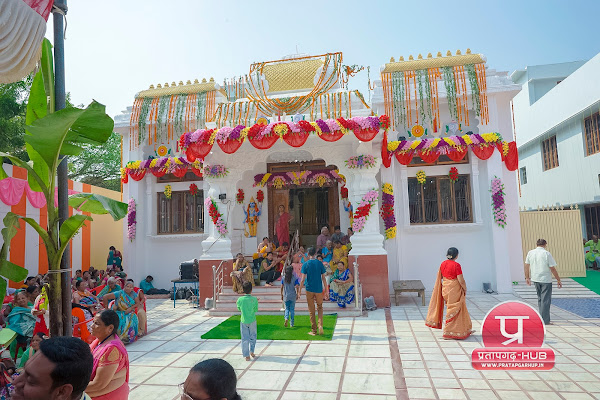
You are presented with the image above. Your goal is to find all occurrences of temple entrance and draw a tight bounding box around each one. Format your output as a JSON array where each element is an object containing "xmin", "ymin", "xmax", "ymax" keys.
[{"xmin": 267, "ymin": 161, "xmax": 340, "ymax": 248}]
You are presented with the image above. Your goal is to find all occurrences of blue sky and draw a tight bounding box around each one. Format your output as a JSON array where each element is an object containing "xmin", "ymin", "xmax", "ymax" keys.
[{"xmin": 46, "ymin": 0, "xmax": 600, "ymax": 118}]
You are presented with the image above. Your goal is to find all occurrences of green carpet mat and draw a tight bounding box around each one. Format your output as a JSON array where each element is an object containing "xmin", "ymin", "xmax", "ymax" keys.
[
  {"xmin": 201, "ymin": 314, "xmax": 337, "ymax": 341},
  {"xmin": 573, "ymin": 269, "xmax": 600, "ymax": 295}
]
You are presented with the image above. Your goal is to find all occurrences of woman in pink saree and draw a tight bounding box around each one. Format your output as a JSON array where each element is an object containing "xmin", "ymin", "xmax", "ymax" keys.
[
  {"xmin": 274, "ymin": 204, "xmax": 293, "ymax": 247},
  {"xmin": 86, "ymin": 310, "xmax": 129, "ymax": 399},
  {"xmin": 425, "ymin": 247, "xmax": 474, "ymax": 340}
]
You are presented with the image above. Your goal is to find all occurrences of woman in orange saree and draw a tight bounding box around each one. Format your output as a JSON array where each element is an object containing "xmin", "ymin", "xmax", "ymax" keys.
[{"xmin": 425, "ymin": 247, "xmax": 474, "ymax": 340}]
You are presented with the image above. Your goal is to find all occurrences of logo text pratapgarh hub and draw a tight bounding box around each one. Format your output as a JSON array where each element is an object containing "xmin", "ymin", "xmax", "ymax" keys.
[{"xmin": 471, "ymin": 301, "xmax": 555, "ymax": 370}]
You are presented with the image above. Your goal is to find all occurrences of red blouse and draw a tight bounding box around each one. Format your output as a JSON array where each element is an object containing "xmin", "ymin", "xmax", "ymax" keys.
[{"xmin": 440, "ymin": 260, "xmax": 463, "ymax": 279}]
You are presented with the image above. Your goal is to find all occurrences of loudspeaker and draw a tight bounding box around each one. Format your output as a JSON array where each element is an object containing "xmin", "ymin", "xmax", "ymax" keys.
[{"xmin": 179, "ymin": 259, "xmax": 199, "ymax": 280}]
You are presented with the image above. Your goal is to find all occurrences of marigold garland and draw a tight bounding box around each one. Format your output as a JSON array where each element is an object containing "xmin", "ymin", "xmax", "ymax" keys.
[
  {"xmin": 352, "ymin": 189, "xmax": 379, "ymax": 233},
  {"xmin": 345, "ymin": 155, "xmax": 377, "ymax": 169},
  {"xmin": 164, "ymin": 185, "xmax": 172, "ymax": 200},
  {"xmin": 416, "ymin": 170, "xmax": 426, "ymax": 185},
  {"xmin": 205, "ymin": 197, "xmax": 228, "ymax": 235},
  {"xmin": 127, "ymin": 198, "xmax": 136, "ymax": 242},
  {"xmin": 381, "ymin": 183, "xmax": 396, "ymax": 240},
  {"xmin": 449, "ymin": 167, "xmax": 459, "ymax": 183},
  {"xmin": 189, "ymin": 183, "xmax": 199, "ymax": 196},
  {"xmin": 236, "ymin": 189, "xmax": 245, "ymax": 204},
  {"xmin": 490, "ymin": 177, "xmax": 507, "ymax": 228}
]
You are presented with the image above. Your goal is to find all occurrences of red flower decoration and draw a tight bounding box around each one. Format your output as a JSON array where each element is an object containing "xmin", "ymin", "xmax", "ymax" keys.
[
  {"xmin": 449, "ymin": 167, "xmax": 459, "ymax": 183},
  {"xmin": 379, "ymin": 115, "xmax": 391, "ymax": 130},
  {"xmin": 380, "ymin": 203, "xmax": 394, "ymax": 219},
  {"xmin": 189, "ymin": 183, "xmax": 198, "ymax": 196},
  {"xmin": 297, "ymin": 120, "xmax": 315, "ymax": 132},
  {"xmin": 236, "ymin": 189, "xmax": 245, "ymax": 204},
  {"xmin": 256, "ymin": 190, "xmax": 264, "ymax": 203},
  {"xmin": 340, "ymin": 186, "xmax": 349, "ymax": 199}
]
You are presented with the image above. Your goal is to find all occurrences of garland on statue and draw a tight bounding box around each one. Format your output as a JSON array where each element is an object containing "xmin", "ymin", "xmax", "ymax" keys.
[
  {"xmin": 381, "ymin": 184, "xmax": 396, "ymax": 240},
  {"xmin": 205, "ymin": 197, "xmax": 228, "ymax": 235},
  {"xmin": 352, "ymin": 189, "xmax": 379, "ymax": 233},
  {"xmin": 490, "ymin": 177, "xmax": 507, "ymax": 228},
  {"xmin": 127, "ymin": 198, "xmax": 136, "ymax": 242}
]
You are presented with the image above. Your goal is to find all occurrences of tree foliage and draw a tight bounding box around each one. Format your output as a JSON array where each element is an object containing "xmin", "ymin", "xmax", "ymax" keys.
[
  {"xmin": 68, "ymin": 131, "xmax": 121, "ymax": 191},
  {"xmin": 0, "ymin": 79, "xmax": 31, "ymax": 161}
]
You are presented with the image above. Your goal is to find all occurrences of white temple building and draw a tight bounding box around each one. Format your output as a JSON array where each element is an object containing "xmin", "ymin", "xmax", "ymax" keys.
[{"xmin": 114, "ymin": 50, "xmax": 523, "ymax": 308}]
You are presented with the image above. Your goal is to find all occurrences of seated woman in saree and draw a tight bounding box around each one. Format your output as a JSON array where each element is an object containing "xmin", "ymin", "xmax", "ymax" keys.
[
  {"xmin": 321, "ymin": 241, "xmax": 334, "ymax": 264},
  {"xmin": 329, "ymin": 240, "xmax": 348, "ymax": 271},
  {"xmin": 329, "ymin": 261, "xmax": 355, "ymax": 308},
  {"xmin": 7, "ymin": 292, "xmax": 36, "ymax": 339},
  {"xmin": 17, "ymin": 332, "xmax": 45, "ymax": 369},
  {"xmin": 87, "ymin": 310, "xmax": 130, "ymax": 399},
  {"xmin": 97, "ymin": 277, "xmax": 122, "ymax": 303},
  {"xmin": 231, "ymin": 253, "xmax": 254, "ymax": 294},
  {"xmin": 259, "ymin": 252, "xmax": 281, "ymax": 286},
  {"xmin": 74, "ymin": 280, "xmax": 100, "ymax": 311},
  {"xmin": 104, "ymin": 281, "xmax": 141, "ymax": 343},
  {"xmin": 425, "ymin": 247, "xmax": 475, "ymax": 340},
  {"xmin": 253, "ymin": 237, "xmax": 273, "ymax": 271}
]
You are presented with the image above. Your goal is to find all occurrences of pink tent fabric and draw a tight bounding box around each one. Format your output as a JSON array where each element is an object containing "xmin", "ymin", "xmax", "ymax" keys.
[{"xmin": 0, "ymin": 177, "xmax": 78, "ymax": 208}]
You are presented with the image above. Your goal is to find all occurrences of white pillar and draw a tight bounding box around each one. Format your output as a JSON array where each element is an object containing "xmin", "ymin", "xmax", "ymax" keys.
[
  {"xmin": 200, "ymin": 175, "xmax": 237, "ymax": 260},
  {"xmin": 348, "ymin": 143, "xmax": 386, "ymax": 256}
]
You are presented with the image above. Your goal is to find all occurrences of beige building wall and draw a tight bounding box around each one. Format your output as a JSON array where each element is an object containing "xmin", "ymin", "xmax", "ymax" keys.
[{"xmin": 90, "ymin": 186, "xmax": 123, "ymax": 270}]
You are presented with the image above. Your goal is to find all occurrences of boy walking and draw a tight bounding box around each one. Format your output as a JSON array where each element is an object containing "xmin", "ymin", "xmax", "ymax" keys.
[{"xmin": 236, "ymin": 282, "xmax": 258, "ymax": 360}]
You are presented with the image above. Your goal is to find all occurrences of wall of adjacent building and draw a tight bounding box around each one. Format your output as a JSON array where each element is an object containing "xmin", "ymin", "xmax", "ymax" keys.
[{"xmin": 513, "ymin": 55, "xmax": 600, "ymax": 213}]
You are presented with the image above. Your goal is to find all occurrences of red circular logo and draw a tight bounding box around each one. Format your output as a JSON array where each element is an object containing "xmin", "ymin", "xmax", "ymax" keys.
[{"xmin": 481, "ymin": 301, "xmax": 545, "ymax": 348}]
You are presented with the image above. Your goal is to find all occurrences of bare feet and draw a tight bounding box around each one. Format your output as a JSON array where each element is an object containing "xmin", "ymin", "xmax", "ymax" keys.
[
  {"xmin": 308, "ymin": 331, "xmax": 317, "ymax": 336},
  {"xmin": 318, "ymin": 327, "xmax": 324, "ymax": 335},
  {"xmin": 265, "ymin": 283, "xmax": 273, "ymax": 287},
  {"xmin": 245, "ymin": 356, "xmax": 251, "ymax": 361},
  {"xmin": 251, "ymin": 353, "xmax": 257, "ymax": 359},
  {"xmin": 284, "ymin": 320, "xmax": 288, "ymax": 327}
]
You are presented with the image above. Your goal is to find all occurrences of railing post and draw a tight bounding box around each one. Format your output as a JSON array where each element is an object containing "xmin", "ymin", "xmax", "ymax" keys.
[
  {"xmin": 353, "ymin": 257, "xmax": 360, "ymax": 310},
  {"xmin": 212, "ymin": 265, "xmax": 217, "ymax": 310}
]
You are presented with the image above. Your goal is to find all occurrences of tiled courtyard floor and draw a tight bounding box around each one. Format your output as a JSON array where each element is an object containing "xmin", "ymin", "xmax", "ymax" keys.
[{"xmin": 128, "ymin": 293, "xmax": 600, "ymax": 400}]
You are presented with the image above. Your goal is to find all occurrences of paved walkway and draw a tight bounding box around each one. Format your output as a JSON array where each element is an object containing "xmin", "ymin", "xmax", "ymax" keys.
[{"xmin": 127, "ymin": 294, "xmax": 600, "ymax": 400}]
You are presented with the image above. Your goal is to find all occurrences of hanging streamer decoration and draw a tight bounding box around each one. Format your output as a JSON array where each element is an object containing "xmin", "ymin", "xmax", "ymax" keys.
[
  {"xmin": 381, "ymin": 184, "xmax": 396, "ymax": 240},
  {"xmin": 381, "ymin": 51, "xmax": 489, "ymax": 133}
]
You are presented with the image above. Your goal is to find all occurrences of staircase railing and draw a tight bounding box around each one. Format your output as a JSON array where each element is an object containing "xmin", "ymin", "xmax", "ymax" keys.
[
  {"xmin": 212, "ymin": 260, "xmax": 226, "ymax": 310},
  {"xmin": 353, "ymin": 257, "xmax": 363, "ymax": 312}
]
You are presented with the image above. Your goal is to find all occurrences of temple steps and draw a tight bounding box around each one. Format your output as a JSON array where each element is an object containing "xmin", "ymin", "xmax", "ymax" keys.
[{"xmin": 208, "ymin": 285, "xmax": 362, "ymax": 317}]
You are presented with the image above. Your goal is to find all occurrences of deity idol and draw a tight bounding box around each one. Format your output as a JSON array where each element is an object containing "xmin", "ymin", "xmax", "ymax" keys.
[{"xmin": 244, "ymin": 197, "xmax": 262, "ymax": 237}]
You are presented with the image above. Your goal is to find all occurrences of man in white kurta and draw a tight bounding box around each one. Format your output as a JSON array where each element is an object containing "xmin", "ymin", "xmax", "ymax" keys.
[{"xmin": 524, "ymin": 238, "xmax": 562, "ymax": 325}]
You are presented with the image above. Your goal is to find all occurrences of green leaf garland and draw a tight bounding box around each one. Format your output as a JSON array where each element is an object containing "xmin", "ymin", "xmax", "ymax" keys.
[{"xmin": 442, "ymin": 66, "xmax": 458, "ymax": 122}]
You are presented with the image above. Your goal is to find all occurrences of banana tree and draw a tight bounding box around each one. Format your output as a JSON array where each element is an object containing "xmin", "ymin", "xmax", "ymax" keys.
[{"xmin": 0, "ymin": 39, "xmax": 127, "ymax": 336}]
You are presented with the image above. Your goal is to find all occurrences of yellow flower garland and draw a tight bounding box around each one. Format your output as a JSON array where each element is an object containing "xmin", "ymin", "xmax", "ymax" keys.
[{"xmin": 416, "ymin": 170, "xmax": 426, "ymax": 185}]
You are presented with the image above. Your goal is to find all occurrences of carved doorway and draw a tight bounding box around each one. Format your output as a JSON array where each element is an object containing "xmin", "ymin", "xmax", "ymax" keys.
[{"xmin": 267, "ymin": 161, "xmax": 340, "ymax": 248}]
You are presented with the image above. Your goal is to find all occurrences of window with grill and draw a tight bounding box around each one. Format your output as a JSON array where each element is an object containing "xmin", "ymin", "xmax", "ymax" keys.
[
  {"xmin": 541, "ymin": 136, "xmax": 559, "ymax": 171},
  {"xmin": 584, "ymin": 112, "xmax": 600, "ymax": 156},
  {"xmin": 520, "ymin": 167, "xmax": 528, "ymax": 185},
  {"xmin": 408, "ymin": 175, "xmax": 472, "ymax": 224},
  {"xmin": 157, "ymin": 191, "xmax": 204, "ymax": 234}
]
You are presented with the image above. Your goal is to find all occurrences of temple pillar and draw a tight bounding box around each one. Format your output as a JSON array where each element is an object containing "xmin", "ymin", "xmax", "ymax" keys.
[{"xmin": 344, "ymin": 142, "xmax": 390, "ymax": 307}]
